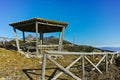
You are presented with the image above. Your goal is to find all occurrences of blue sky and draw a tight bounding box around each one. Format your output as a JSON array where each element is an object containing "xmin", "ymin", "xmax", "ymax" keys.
[{"xmin": 0, "ymin": 0, "xmax": 120, "ymax": 47}]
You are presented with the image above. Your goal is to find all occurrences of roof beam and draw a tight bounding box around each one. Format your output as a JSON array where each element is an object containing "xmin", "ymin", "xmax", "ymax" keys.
[{"xmin": 37, "ymin": 22, "xmax": 65, "ymax": 27}]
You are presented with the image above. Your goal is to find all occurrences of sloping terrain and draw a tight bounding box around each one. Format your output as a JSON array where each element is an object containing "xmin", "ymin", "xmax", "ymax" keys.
[
  {"xmin": 0, "ymin": 35, "xmax": 111, "ymax": 52},
  {"xmin": 0, "ymin": 48, "xmax": 120, "ymax": 80},
  {"xmin": 0, "ymin": 48, "xmax": 40, "ymax": 80},
  {"xmin": 0, "ymin": 36, "xmax": 119, "ymax": 80},
  {"xmin": 0, "ymin": 48, "xmax": 79, "ymax": 80}
]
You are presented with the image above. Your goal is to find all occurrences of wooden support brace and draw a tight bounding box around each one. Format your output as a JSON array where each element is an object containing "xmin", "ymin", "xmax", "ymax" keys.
[
  {"xmin": 52, "ymin": 56, "xmax": 82, "ymax": 80},
  {"xmin": 85, "ymin": 56, "xmax": 103, "ymax": 74},
  {"xmin": 110, "ymin": 54, "xmax": 115, "ymax": 64},
  {"xmin": 91, "ymin": 55, "xmax": 106, "ymax": 71},
  {"xmin": 47, "ymin": 56, "xmax": 81, "ymax": 80}
]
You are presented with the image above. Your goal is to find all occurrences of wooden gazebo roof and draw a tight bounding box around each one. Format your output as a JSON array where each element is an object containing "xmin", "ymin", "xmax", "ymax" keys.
[{"xmin": 9, "ymin": 17, "xmax": 68, "ymax": 33}]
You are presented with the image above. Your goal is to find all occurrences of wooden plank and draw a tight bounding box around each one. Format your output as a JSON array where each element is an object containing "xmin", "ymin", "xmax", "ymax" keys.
[
  {"xmin": 45, "ymin": 51, "xmax": 117, "ymax": 55},
  {"xmin": 38, "ymin": 45, "xmax": 59, "ymax": 51},
  {"xmin": 41, "ymin": 54, "xmax": 46, "ymax": 80},
  {"xmin": 52, "ymin": 56, "xmax": 82, "ymax": 80},
  {"xmin": 108, "ymin": 52, "xmax": 118, "ymax": 54},
  {"xmin": 37, "ymin": 22, "xmax": 65, "ymax": 27},
  {"xmin": 47, "ymin": 56, "xmax": 81, "ymax": 80},
  {"xmin": 38, "ymin": 45, "xmax": 59, "ymax": 47}
]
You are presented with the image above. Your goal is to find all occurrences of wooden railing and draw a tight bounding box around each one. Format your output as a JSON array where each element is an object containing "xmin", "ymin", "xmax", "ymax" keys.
[
  {"xmin": 38, "ymin": 45, "xmax": 59, "ymax": 51},
  {"xmin": 41, "ymin": 51, "xmax": 119, "ymax": 80}
]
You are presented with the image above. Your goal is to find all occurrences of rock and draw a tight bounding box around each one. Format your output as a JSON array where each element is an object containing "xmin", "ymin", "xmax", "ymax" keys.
[{"xmin": 25, "ymin": 54, "xmax": 30, "ymax": 58}]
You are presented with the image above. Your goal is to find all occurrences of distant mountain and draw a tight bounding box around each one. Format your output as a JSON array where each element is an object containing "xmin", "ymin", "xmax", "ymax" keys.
[
  {"xmin": 43, "ymin": 36, "xmax": 59, "ymax": 44},
  {"xmin": 25, "ymin": 35, "xmax": 71, "ymax": 45},
  {"xmin": 24, "ymin": 35, "xmax": 111, "ymax": 52},
  {"xmin": 43, "ymin": 36, "xmax": 71, "ymax": 45},
  {"xmin": 100, "ymin": 47, "xmax": 120, "ymax": 52},
  {"xmin": 25, "ymin": 34, "xmax": 35, "ymax": 41}
]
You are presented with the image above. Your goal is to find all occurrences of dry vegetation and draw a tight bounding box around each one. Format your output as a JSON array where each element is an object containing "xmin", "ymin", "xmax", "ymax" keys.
[
  {"xmin": 0, "ymin": 48, "xmax": 120, "ymax": 80},
  {"xmin": 0, "ymin": 48, "xmax": 82, "ymax": 80},
  {"xmin": 0, "ymin": 48, "xmax": 79, "ymax": 80},
  {"xmin": 0, "ymin": 48, "xmax": 40, "ymax": 80}
]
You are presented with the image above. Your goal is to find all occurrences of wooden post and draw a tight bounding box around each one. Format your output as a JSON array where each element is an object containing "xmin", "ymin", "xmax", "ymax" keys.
[
  {"xmin": 106, "ymin": 54, "xmax": 108, "ymax": 72},
  {"xmin": 41, "ymin": 53, "xmax": 46, "ymax": 80},
  {"xmin": 13, "ymin": 28, "xmax": 20, "ymax": 52},
  {"xmin": 40, "ymin": 31, "xmax": 43, "ymax": 54},
  {"xmin": 58, "ymin": 27, "xmax": 65, "ymax": 51},
  {"xmin": 22, "ymin": 31, "xmax": 25, "ymax": 43},
  {"xmin": 82, "ymin": 55, "xmax": 85, "ymax": 80},
  {"xmin": 36, "ymin": 22, "xmax": 39, "ymax": 55}
]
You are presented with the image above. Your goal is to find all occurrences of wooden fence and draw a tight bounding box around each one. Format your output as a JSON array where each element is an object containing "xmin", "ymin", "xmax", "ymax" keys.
[{"xmin": 41, "ymin": 51, "xmax": 119, "ymax": 80}]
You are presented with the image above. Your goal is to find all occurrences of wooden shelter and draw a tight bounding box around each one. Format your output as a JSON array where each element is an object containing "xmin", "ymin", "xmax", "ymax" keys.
[{"xmin": 9, "ymin": 17, "xmax": 68, "ymax": 54}]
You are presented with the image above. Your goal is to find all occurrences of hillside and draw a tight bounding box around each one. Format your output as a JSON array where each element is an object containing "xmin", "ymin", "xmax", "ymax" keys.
[
  {"xmin": 0, "ymin": 35, "xmax": 112, "ymax": 53},
  {"xmin": 0, "ymin": 48, "xmax": 40, "ymax": 80},
  {"xmin": 42, "ymin": 36, "xmax": 112, "ymax": 52},
  {"xmin": 24, "ymin": 35, "xmax": 109, "ymax": 52},
  {"xmin": 0, "ymin": 48, "xmax": 120, "ymax": 80}
]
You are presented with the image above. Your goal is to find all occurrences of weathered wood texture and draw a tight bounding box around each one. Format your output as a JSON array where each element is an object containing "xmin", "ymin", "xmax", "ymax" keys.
[
  {"xmin": 41, "ymin": 51, "xmax": 119, "ymax": 80},
  {"xmin": 13, "ymin": 28, "xmax": 20, "ymax": 52}
]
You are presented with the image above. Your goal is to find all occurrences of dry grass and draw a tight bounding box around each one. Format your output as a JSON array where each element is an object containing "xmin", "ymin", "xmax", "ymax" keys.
[
  {"xmin": 0, "ymin": 48, "xmax": 81, "ymax": 80},
  {"xmin": 1, "ymin": 48, "xmax": 118, "ymax": 80},
  {"xmin": 0, "ymin": 48, "xmax": 40, "ymax": 80}
]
